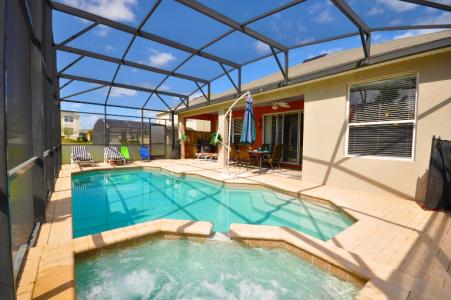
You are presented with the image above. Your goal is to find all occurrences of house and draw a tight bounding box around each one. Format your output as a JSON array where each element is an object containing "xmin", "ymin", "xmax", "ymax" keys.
[
  {"xmin": 60, "ymin": 111, "xmax": 80, "ymax": 140},
  {"xmin": 91, "ymin": 118, "xmax": 168, "ymax": 147},
  {"xmin": 177, "ymin": 30, "xmax": 451, "ymax": 201}
]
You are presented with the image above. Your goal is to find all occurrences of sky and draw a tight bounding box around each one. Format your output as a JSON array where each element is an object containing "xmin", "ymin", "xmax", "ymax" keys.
[{"xmin": 53, "ymin": 0, "xmax": 451, "ymax": 129}]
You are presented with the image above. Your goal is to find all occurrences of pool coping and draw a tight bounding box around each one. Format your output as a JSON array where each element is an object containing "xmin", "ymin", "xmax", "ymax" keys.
[{"xmin": 16, "ymin": 163, "xmax": 407, "ymax": 300}]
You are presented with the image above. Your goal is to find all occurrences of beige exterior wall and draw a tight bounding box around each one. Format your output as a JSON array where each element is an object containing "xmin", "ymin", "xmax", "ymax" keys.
[
  {"xmin": 179, "ymin": 49, "xmax": 451, "ymax": 201},
  {"xmin": 302, "ymin": 51, "xmax": 451, "ymax": 201}
]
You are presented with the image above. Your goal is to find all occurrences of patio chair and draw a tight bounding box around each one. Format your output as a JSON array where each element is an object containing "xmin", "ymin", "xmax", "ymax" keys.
[
  {"xmin": 238, "ymin": 146, "xmax": 258, "ymax": 169},
  {"xmin": 104, "ymin": 146, "xmax": 126, "ymax": 165},
  {"xmin": 120, "ymin": 146, "xmax": 130, "ymax": 160},
  {"xmin": 71, "ymin": 145, "xmax": 94, "ymax": 166},
  {"xmin": 139, "ymin": 145, "xmax": 151, "ymax": 160},
  {"xmin": 228, "ymin": 144, "xmax": 238, "ymax": 165},
  {"xmin": 264, "ymin": 144, "xmax": 283, "ymax": 169}
]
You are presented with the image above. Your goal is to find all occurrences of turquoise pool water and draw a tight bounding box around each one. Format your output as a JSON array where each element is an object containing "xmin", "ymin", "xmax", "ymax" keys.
[
  {"xmin": 72, "ymin": 170, "xmax": 353, "ymax": 239},
  {"xmin": 76, "ymin": 239, "xmax": 359, "ymax": 300}
]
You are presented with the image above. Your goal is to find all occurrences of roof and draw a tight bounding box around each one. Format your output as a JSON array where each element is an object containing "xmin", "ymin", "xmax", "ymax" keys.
[
  {"xmin": 53, "ymin": 0, "xmax": 451, "ymax": 115},
  {"xmin": 183, "ymin": 30, "xmax": 451, "ymax": 110},
  {"xmin": 94, "ymin": 119, "xmax": 164, "ymax": 129}
]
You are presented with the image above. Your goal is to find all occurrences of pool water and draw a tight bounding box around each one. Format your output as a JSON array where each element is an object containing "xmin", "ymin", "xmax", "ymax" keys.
[
  {"xmin": 76, "ymin": 239, "xmax": 359, "ymax": 300},
  {"xmin": 72, "ymin": 170, "xmax": 353, "ymax": 239}
]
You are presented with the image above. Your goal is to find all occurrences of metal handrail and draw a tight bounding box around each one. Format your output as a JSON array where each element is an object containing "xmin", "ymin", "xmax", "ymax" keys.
[{"xmin": 7, "ymin": 156, "xmax": 38, "ymax": 178}]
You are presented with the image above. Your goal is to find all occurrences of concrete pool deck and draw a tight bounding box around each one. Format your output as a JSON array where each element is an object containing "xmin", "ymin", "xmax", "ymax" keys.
[{"xmin": 15, "ymin": 159, "xmax": 451, "ymax": 300}]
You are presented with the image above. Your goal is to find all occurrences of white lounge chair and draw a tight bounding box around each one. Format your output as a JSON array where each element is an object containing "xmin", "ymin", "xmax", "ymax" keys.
[
  {"xmin": 71, "ymin": 145, "xmax": 94, "ymax": 165},
  {"xmin": 104, "ymin": 146, "xmax": 126, "ymax": 165}
]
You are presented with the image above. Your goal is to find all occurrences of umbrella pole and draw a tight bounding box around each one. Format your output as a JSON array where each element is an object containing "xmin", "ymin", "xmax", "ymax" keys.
[
  {"xmin": 226, "ymin": 110, "xmax": 232, "ymax": 176},
  {"xmin": 214, "ymin": 91, "xmax": 250, "ymax": 179}
]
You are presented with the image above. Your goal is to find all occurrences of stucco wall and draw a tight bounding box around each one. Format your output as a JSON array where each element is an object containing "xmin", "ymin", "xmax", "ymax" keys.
[{"xmin": 302, "ymin": 51, "xmax": 451, "ymax": 201}]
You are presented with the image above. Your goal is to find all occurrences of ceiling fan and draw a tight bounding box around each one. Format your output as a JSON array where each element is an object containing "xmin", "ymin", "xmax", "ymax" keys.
[{"xmin": 271, "ymin": 101, "xmax": 290, "ymax": 110}]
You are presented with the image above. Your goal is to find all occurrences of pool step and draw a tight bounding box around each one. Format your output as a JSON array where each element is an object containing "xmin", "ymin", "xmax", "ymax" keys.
[{"xmin": 210, "ymin": 232, "xmax": 231, "ymax": 241}]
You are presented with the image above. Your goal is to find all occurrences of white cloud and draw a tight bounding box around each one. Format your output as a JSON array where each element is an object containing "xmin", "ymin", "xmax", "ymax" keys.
[
  {"xmin": 254, "ymin": 41, "xmax": 270, "ymax": 54},
  {"xmin": 393, "ymin": 12, "xmax": 451, "ymax": 40},
  {"xmin": 393, "ymin": 31, "xmax": 416, "ymax": 40},
  {"xmin": 105, "ymin": 45, "xmax": 115, "ymax": 51},
  {"xmin": 367, "ymin": 7, "xmax": 384, "ymax": 16},
  {"xmin": 314, "ymin": 10, "xmax": 334, "ymax": 23},
  {"xmin": 109, "ymin": 87, "xmax": 137, "ymax": 97},
  {"xmin": 389, "ymin": 18, "xmax": 403, "ymax": 26},
  {"xmin": 147, "ymin": 49, "xmax": 176, "ymax": 67},
  {"xmin": 415, "ymin": 11, "xmax": 451, "ymax": 26},
  {"xmin": 376, "ymin": 0, "xmax": 417, "ymax": 12},
  {"xmin": 159, "ymin": 84, "xmax": 171, "ymax": 91},
  {"xmin": 62, "ymin": 0, "xmax": 137, "ymax": 22},
  {"xmin": 373, "ymin": 33, "xmax": 382, "ymax": 42},
  {"xmin": 94, "ymin": 25, "xmax": 110, "ymax": 37}
]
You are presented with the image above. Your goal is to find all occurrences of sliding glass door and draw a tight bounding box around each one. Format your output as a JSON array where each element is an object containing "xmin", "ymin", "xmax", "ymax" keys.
[{"xmin": 263, "ymin": 111, "xmax": 303, "ymax": 164}]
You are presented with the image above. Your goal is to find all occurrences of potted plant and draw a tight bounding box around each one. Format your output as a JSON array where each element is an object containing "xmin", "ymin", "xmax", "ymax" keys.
[
  {"xmin": 172, "ymin": 133, "xmax": 189, "ymax": 159},
  {"xmin": 179, "ymin": 133, "xmax": 190, "ymax": 144},
  {"xmin": 210, "ymin": 133, "xmax": 222, "ymax": 145}
]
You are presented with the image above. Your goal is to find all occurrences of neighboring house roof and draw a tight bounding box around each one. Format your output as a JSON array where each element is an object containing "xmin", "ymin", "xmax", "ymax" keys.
[
  {"xmin": 181, "ymin": 30, "xmax": 451, "ymax": 111},
  {"xmin": 94, "ymin": 119, "xmax": 165, "ymax": 129}
]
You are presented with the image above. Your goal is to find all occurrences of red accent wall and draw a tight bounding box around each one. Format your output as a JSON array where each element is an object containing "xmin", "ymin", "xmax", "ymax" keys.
[
  {"xmin": 185, "ymin": 99, "xmax": 304, "ymax": 169},
  {"xmin": 232, "ymin": 99, "xmax": 304, "ymax": 148}
]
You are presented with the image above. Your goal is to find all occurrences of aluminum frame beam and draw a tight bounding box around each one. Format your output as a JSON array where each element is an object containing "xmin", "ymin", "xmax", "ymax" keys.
[
  {"xmin": 241, "ymin": 0, "xmax": 307, "ymax": 26},
  {"xmin": 50, "ymin": 1, "xmax": 240, "ymax": 68},
  {"xmin": 219, "ymin": 63, "xmax": 239, "ymax": 94},
  {"xmin": 399, "ymin": 0, "xmax": 451, "ymax": 11},
  {"xmin": 270, "ymin": 46, "xmax": 288, "ymax": 82},
  {"xmin": 60, "ymin": 84, "xmax": 106, "ymax": 100},
  {"xmin": 330, "ymin": 0, "xmax": 371, "ymax": 59},
  {"xmin": 371, "ymin": 24, "xmax": 451, "ymax": 31},
  {"xmin": 59, "ymin": 73, "xmax": 188, "ymax": 98},
  {"xmin": 61, "ymin": 99, "xmax": 167, "ymax": 112},
  {"xmin": 55, "ymin": 45, "xmax": 209, "ymax": 84},
  {"xmin": 58, "ymin": 22, "xmax": 97, "ymax": 46},
  {"xmin": 176, "ymin": 0, "xmax": 288, "ymax": 52},
  {"xmin": 105, "ymin": 0, "xmax": 162, "ymax": 105}
]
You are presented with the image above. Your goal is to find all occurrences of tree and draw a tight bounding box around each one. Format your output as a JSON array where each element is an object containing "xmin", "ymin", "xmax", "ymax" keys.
[{"xmin": 63, "ymin": 127, "xmax": 74, "ymax": 139}]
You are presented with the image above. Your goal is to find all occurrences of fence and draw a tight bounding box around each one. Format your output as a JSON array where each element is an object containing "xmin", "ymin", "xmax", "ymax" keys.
[{"xmin": 60, "ymin": 111, "xmax": 177, "ymax": 161}]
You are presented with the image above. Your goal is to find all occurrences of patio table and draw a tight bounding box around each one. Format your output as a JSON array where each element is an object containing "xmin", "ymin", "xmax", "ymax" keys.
[{"xmin": 249, "ymin": 150, "xmax": 270, "ymax": 171}]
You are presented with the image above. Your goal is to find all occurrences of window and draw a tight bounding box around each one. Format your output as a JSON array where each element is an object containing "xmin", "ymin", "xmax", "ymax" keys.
[
  {"xmin": 64, "ymin": 116, "xmax": 73, "ymax": 123},
  {"xmin": 232, "ymin": 118, "xmax": 243, "ymax": 144},
  {"xmin": 347, "ymin": 75, "xmax": 417, "ymax": 159}
]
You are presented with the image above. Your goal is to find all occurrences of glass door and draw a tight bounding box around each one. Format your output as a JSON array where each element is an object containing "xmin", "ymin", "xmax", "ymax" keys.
[
  {"xmin": 263, "ymin": 112, "xmax": 303, "ymax": 164},
  {"xmin": 283, "ymin": 113, "xmax": 299, "ymax": 163}
]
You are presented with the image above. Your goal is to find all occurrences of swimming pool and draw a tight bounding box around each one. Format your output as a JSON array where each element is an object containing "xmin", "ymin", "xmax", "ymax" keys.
[
  {"xmin": 76, "ymin": 239, "xmax": 360, "ymax": 300},
  {"xmin": 72, "ymin": 169, "xmax": 354, "ymax": 239}
]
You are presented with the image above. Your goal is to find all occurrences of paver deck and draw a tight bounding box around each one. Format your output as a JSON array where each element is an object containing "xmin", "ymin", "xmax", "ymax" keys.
[{"xmin": 16, "ymin": 159, "xmax": 451, "ymax": 300}]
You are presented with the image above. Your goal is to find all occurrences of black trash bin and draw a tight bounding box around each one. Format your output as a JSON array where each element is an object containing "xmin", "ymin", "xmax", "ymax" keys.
[{"xmin": 425, "ymin": 136, "xmax": 451, "ymax": 210}]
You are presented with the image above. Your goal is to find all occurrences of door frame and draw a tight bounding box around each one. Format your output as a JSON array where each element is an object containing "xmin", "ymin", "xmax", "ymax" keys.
[{"xmin": 262, "ymin": 109, "xmax": 304, "ymax": 164}]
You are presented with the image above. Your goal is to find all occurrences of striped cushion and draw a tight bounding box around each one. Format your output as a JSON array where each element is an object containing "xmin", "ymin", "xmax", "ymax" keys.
[
  {"xmin": 71, "ymin": 146, "xmax": 92, "ymax": 161},
  {"xmin": 105, "ymin": 146, "xmax": 124, "ymax": 160}
]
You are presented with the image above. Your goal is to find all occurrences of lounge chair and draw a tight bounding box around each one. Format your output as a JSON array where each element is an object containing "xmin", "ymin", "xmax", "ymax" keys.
[
  {"xmin": 71, "ymin": 145, "xmax": 94, "ymax": 166},
  {"xmin": 195, "ymin": 152, "xmax": 217, "ymax": 160},
  {"xmin": 139, "ymin": 145, "xmax": 151, "ymax": 160},
  {"xmin": 264, "ymin": 144, "xmax": 283, "ymax": 169},
  {"xmin": 120, "ymin": 146, "xmax": 130, "ymax": 161},
  {"xmin": 104, "ymin": 146, "xmax": 126, "ymax": 165}
]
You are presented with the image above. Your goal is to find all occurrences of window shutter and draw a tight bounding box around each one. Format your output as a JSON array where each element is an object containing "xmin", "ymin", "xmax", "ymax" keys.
[
  {"xmin": 232, "ymin": 118, "xmax": 243, "ymax": 144},
  {"xmin": 347, "ymin": 75, "xmax": 416, "ymax": 158}
]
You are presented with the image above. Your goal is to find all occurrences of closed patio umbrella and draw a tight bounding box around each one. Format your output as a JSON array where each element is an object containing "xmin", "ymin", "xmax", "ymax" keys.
[{"xmin": 240, "ymin": 95, "xmax": 256, "ymax": 144}]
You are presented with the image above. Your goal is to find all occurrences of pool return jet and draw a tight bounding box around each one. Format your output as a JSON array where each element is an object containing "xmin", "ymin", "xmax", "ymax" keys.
[{"xmin": 212, "ymin": 91, "xmax": 256, "ymax": 179}]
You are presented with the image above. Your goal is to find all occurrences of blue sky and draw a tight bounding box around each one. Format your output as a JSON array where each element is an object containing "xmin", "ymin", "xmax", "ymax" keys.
[{"xmin": 54, "ymin": 0, "xmax": 450, "ymax": 129}]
